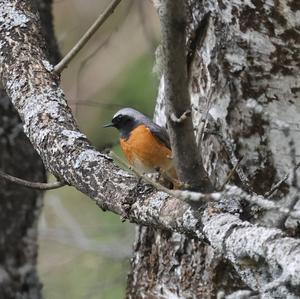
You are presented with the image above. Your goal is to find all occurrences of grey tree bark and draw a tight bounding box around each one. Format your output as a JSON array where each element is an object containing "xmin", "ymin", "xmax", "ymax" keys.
[
  {"xmin": 0, "ymin": 1, "xmax": 59, "ymax": 298},
  {"xmin": 127, "ymin": 0, "xmax": 300, "ymax": 298},
  {"xmin": 0, "ymin": 0, "xmax": 300, "ymax": 298},
  {"xmin": 0, "ymin": 92, "xmax": 44, "ymax": 299}
]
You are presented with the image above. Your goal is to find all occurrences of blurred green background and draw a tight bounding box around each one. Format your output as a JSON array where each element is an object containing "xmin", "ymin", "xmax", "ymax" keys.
[{"xmin": 38, "ymin": 1, "xmax": 160, "ymax": 298}]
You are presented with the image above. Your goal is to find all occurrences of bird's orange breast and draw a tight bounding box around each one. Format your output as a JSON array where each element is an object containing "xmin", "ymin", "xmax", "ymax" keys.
[{"xmin": 120, "ymin": 125, "xmax": 176, "ymax": 178}]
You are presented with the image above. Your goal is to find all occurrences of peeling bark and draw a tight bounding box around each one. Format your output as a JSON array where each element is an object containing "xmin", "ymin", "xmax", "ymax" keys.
[
  {"xmin": 0, "ymin": 91, "xmax": 44, "ymax": 299},
  {"xmin": 0, "ymin": 0, "xmax": 300, "ymax": 298},
  {"xmin": 0, "ymin": 1, "xmax": 58, "ymax": 298},
  {"xmin": 128, "ymin": 0, "xmax": 300, "ymax": 298},
  {"xmin": 159, "ymin": 0, "xmax": 213, "ymax": 192}
]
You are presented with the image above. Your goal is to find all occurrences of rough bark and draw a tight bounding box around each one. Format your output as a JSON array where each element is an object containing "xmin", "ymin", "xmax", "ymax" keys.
[
  {"xmin": 159, "ymin": 0, "xmax": 212, "ymax": 192},
  {"xmin": 0, "ymin": 0, "xmax": 58, "ymax": 298},
  {"xmin": 0, "ymin": 92, "xmax": 44, "ymax": 299},
  {"xmin": 127, "ymin": 0, "xmax": 300, "ymax": 298},
  {"xmin": 0, "ymin": 0, "xmax": 300, "ymax": 298}
]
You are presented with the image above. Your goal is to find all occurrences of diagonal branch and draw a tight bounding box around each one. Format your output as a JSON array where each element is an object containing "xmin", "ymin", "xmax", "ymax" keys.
[
  {"xmin": 1, "ymin": 0, "xmax": 300, "ymax": 294},
  {"xmin": 53, "ymin": 0, "xmax": 123, "ymax": 73},
  {"xmin": 159, "ymin": 0, "xmax": 213, "ymax": 192}
]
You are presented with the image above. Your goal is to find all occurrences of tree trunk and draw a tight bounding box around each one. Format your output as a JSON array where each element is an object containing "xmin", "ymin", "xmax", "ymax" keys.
[
  {"xmin": 127, "ymin": 0, "xmax": 300, "ymax": 298},
  {"xmin": 0, "ymin": 1, "xmax": 59, "ymax": 298},
  {"xmin": 1, "ymin": 0, "xmax": 299, "ymax": 297}
]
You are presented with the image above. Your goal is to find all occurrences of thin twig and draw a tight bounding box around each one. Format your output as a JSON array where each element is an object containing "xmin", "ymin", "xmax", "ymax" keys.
[
  {"xmin": 244, "ymin": 194, "xmax": 300, "ymax": 219},
  {"xmin": 186, "ymin": 12, "xmax": 211, "ymax": 79},
  {"xmin": 53, "ymin": 0, "xmax": 123, "ymax": 73},
  {"xmin": 197, "ymin": 79, "xmax": 227, "ymax": 145},
  {"xmin": 74, "ymin": 32, "xmax": 115, "ymax": 118},
  {"xmin": 197, "ymin": 106, "xmax": 210, "ymax": 146},
  {"xmin": 207, "ymin": 130, "xmax": 252, "ymax": 192},
  {"xmin": 109, "ymin": 151, "xmax": 214, "ymax": 203},
  {"xmin": 109, "ymin": 151, "xmax": 173, "ymax": 194},
  {"xmin": 0, "ymin": 170, "xmax": 66, "ymax": 190},
  {"xmin": 219, "ymin": 156, "xmax": 244, "ymax": 191},
  {"xmin": 265, "ymin": 162, "xmax": 300, "ymax": 198},
  {"xmin": 74, "ymin": 0, "xmax": 134, "ymax": 117}
]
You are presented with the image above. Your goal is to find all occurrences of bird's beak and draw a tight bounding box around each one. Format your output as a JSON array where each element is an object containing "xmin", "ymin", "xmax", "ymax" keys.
[{"xmin": 103, "ymin": 122, "xmax": 114, "ymax": 128}]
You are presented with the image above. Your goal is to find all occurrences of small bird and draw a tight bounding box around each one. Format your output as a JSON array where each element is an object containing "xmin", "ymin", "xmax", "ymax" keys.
[{"xmin": 104, "ymin": 108, "xmax": 177, "ymax": 182}]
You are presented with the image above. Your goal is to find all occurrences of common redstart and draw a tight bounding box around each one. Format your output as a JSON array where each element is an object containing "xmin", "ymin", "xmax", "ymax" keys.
[{"xmin": 104, "ymin": 108, "xmax": 177, "ymax": 181}]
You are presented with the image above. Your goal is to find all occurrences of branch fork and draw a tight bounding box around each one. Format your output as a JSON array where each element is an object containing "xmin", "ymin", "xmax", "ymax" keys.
[{"xmin": 1, "ymin": 0, "xmax": 300, "ymax": 295}]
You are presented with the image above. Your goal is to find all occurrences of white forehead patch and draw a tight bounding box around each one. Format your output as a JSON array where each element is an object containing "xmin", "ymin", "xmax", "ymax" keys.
[
  {"xmin": 113, "ymin": 108, "xmax": 138, "ymax": 119},
  {"xmin": 113, "ymin": 111, "xmax": 121, "ymax": 119},
  {"xmin": 112, "ymin": 108, "xmax": 149, "ymax": 123}
]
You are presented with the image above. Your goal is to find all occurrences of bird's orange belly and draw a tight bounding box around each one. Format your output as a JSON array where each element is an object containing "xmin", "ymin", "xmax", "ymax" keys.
[{"xmin": 120, "ymin": 125, "xmax": 176, "ymax": 178}]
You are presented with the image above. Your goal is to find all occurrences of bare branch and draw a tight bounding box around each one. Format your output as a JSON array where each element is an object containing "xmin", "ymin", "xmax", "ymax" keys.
[
  {"xmin": 265, "ymin": 162, "xmax": 300, "ymax": 198},
  {"xmin": 113, "ymin": 152, "xmax": 300, "ymax": 219},
  {"xmin": 53, "ymin": 0, "xmax": 123, "ymax": 73},
  {"xmin": 244, "ymin": 192, "xmax": 300, "ymax": 219},
  {"xmin": 113, "ymin": 152, "xmax": 300, "ymax": 214},
  {"xmin": 110, "ymin": 151, "xmax": 216, "ymax": 203},
  {"xmin": 0, "ymin": 170, "xmax": 65, "ymax": 190},
  {"xmin": 74, "ymin": 0, "xmax": 134, "ymax": 115},
  {"xmin": 219, "ymin": 157, "xmax": 244, "ymax": 191},
  {"xmin": 2, "ymin": 0, "xmax": 300, "ymax": 293},
  {"xmin": 109, "ymin": 151, "xmax": 173, "ymax": 195},
  {"xmin": 208, "ymin": 130, "xmax": 252, "ymax": 192},
  {"xmin": 159, "ymin": 0, "xmax": 213, "ymax": 192}
]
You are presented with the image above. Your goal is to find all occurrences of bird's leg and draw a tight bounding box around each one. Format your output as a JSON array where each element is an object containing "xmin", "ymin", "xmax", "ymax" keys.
[
  {"xmin": 137, "ymin": 176, "xmax": 143, "ymax": 185},
  {"xmin": 159, "ymin": 169, "xmax": 186, "ymax": 190},
  {"xmin": 154, "ymin": 166, "xmax": 162, "ymax": 181}
]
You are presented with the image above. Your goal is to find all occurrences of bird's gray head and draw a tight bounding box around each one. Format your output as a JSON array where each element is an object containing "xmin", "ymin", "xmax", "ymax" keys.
[{"xmin": 104, "ymin": 108, "xmax": 150, "ymax": 139}]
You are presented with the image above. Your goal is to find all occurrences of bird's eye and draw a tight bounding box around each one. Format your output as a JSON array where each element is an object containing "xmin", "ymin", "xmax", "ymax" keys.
[
  {"xmin": 114, "ymin": 114, "xmax": 131, "ymax": 124},
  {"xmin": 114, "ymin": 115, "xmax": 122, "ymax": 122}
]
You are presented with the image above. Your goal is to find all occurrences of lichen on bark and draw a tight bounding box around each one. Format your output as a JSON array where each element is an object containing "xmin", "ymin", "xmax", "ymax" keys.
[{"xmin": 1, "ymin": 0, "xmax": 300, "ymax": 298}]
